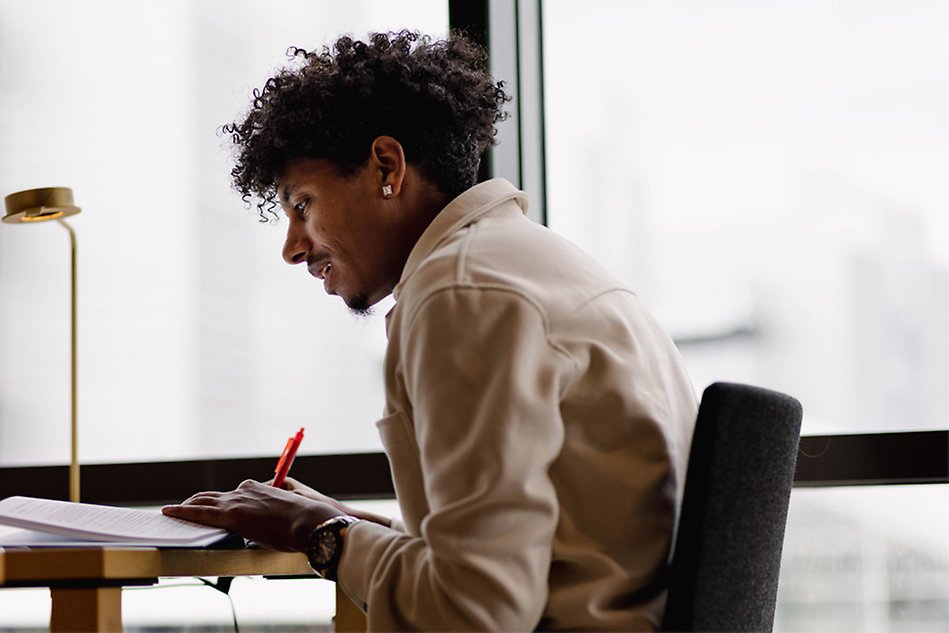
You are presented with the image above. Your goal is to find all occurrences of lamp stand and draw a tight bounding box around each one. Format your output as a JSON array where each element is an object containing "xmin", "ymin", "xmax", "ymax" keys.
[
  {"xmin": 3, "ymin": 186, "xmax": 82, "ymax": 503},
  {"xmin": 60, "ymin": 219, "xmax": 79, "ymax": 503}
]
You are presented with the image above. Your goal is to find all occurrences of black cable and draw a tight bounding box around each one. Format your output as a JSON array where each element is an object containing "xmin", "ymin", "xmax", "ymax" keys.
[
  {"xmin": 125, "ymin": 577, "xmax": 239, "ymax": 633},
  {"xmin": 197, "ymin": 577, "xmax": 239, "ymax": 633}
]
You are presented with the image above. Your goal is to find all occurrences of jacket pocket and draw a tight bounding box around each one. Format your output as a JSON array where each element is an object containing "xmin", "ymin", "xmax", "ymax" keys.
[
  {"xmin": 376, "ymin": 410, "xmax": 419, "ymax": 455},
  {"xmin": 375, "ymin": 411, "xmax": 428, "ymax": 534}
]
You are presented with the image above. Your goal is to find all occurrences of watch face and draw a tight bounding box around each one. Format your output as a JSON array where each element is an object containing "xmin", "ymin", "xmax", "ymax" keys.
[
  {"xmin": 307, "ymin": 516, "xmax": 357, "ymax": 580},
  {"xmin": 315, "ymin": 530, "xmax": 337, "ymax": 565}
]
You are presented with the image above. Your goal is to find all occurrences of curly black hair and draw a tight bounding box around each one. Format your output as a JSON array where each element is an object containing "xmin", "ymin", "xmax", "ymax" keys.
[{"xmin": 222, "ymin": 30, "xmax": 510, "ymax": 221}]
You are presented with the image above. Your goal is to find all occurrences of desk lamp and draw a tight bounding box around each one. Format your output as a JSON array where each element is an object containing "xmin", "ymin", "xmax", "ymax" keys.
[{"xmin": 3, "ymin": 187, "xmax": 81, "ymax": 502}]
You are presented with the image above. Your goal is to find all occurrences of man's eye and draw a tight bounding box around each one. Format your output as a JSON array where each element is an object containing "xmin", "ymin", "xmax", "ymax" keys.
[{"xmin": 294, "ymin": 200, "xmax": 308, "ymax": 217}]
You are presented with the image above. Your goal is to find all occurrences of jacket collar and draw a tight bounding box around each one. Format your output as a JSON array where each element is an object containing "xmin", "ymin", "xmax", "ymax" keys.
[{"xmin": 392, "ymin": 178, "xmax": 528, "ymax": 301}]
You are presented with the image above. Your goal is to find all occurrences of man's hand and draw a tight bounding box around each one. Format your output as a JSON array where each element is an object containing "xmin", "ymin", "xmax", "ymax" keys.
[
  {"xmin": 279, "ymin": 476, "xmax": 395, "ymax": 528},
  {"xmin": 162, "ymin": 479, "xmax": 343, "ymax": 552},
  {"xmin": 278, "ymin": 476, "xmax": 342, "ymax": 506}
]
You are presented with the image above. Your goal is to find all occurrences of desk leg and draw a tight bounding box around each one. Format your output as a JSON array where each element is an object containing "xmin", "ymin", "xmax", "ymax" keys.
[
  {"xmin": 50, "ymin": 587, "xmax": 123, "ymax": 632},
  {"xmin": 334, "ymin": 584, "xmax": 367, "ymax": 632}
]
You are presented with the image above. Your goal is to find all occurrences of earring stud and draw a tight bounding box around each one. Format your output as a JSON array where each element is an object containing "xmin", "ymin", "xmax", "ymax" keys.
[{"xmin": 382, "ymin": 184, "xmax": 393, "ymax": 198}]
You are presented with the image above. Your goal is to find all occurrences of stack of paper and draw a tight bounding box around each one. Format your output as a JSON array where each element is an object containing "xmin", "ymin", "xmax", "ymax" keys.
[{"xmin": 0, "ymin": 496, "xmax": 233, "ymax": 548}]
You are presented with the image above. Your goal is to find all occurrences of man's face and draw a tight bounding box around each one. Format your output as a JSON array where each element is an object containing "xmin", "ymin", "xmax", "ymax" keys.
[{"xmin": 279, "ymin": 158, "xmax": 402, "ymax": 314}]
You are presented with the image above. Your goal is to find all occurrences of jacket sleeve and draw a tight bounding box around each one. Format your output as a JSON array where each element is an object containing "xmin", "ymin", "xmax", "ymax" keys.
[{"xmin": 338, "ymin": 286, "xmax": 568, "ymax": 631}]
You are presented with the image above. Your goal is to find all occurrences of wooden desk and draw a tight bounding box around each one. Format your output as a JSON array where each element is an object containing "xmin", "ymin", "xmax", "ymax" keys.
[{"xmin": 0, "ymin": 546, "xmax": 364, "ymax": 632}]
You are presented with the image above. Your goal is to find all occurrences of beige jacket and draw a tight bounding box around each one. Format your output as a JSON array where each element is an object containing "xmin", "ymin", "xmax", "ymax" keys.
[{"xmin": 340, "ymin": 179, "xmax": 697, "ymax": 631}]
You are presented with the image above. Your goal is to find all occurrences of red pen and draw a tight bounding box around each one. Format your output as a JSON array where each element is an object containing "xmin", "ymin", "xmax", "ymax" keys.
[{"xmin": 272, "ymin": 427, "xmax": 304, "ymax": 488}]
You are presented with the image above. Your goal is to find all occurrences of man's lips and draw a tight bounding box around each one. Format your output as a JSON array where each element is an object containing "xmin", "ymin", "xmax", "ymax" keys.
[{"xmin": 307, "ymin": 259, "xmax": 332, "ymax": 280}]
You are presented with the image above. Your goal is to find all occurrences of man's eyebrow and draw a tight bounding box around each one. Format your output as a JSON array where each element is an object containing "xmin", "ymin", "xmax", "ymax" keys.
[{"xmin": 280, "ymin": 184, "xmax": 294, "ymax": 204}]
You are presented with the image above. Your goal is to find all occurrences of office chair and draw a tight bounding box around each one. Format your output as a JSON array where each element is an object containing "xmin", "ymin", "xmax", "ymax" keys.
[{"xmin": 660, "ymin": 382, "xmax": 803, "ymax": 632}]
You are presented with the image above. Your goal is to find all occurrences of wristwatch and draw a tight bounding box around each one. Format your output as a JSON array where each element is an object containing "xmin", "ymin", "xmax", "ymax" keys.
[{"xmin": 305, "ymin": 515, "xmax": 359, "ymax": 581}]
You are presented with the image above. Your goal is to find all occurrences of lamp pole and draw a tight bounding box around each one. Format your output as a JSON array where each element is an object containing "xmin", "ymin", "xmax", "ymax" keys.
[{"xmin": 60, "ymin": 218, "xmax": 79, "ymax": 503}]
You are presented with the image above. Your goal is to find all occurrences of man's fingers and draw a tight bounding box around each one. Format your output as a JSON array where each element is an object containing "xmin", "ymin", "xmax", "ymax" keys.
[
  {"xmin": 161, "ymin": 503, "xmax": 230, "ymax": 528},
  {"xmin": 171, "ymin": 490, "xmax": 224, "ymax": 507},
  {"xmin": 161, "ymin": 490, "xmax": 229, "ymax": 523}
]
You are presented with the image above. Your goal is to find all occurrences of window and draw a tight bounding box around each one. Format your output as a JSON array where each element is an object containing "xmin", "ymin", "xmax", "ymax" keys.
[
  {"xmin": 778, "ymin": 485, "xmax": 949, "ymax": 631},
  {"xmin": 543, "ymin": 0, "xmax": 949, "ymax": 435},
  {"xmin": 0, "ymin": 0, "xmax": 448, "ymax": 466},
  {"xmin": 0, "ymin": 3, "xmax": 441, "ymax": 628},
  {"xmin": 543, "ymin": 1, "xmax": 949, "ymax": 630}
]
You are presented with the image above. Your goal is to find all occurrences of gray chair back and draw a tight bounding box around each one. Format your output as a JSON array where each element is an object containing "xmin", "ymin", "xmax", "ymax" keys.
[{"xmin": 660, "ymin": 382, "xmax": 803, "ymax": 632}]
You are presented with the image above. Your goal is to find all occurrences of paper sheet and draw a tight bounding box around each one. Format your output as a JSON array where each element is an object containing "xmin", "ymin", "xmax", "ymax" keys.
[{"xmin": 0, "ymin": 496, "xmax": 229, "ymax": 547}]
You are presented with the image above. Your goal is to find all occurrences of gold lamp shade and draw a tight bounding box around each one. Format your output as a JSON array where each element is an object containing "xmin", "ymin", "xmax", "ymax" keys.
[{"xmin": 4, "ymin": 187, "xmax": 81, "ymax": 224}]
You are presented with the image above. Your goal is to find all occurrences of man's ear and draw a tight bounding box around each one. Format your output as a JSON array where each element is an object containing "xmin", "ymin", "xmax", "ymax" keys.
[{"xmin": 369, "ymin": 136, "xmax": 406, "ymax": 197}]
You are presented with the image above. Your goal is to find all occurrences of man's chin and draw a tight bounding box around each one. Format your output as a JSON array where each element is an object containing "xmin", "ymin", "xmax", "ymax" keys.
[{"xmin": 344, "ymin": 294, "xmax": 373, "ymax": 317}]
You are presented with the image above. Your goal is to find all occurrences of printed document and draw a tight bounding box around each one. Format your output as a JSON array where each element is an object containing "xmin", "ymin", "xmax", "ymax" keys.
[{"xmin": 0, "ymin": 496, "xmax": 231, "ymax": 547}]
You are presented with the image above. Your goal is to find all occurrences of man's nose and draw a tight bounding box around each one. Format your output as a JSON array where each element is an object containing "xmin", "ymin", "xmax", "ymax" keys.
[{"xmin": 282, "ymin": 222, "xmax": 308, "ymax": 265}]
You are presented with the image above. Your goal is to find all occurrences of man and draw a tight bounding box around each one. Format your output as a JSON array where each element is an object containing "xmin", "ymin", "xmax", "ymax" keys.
[{"xmin": 164, "ymin": 31, "xmax": 697, "ymax": 631}]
